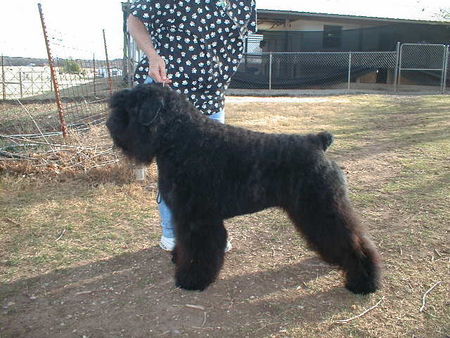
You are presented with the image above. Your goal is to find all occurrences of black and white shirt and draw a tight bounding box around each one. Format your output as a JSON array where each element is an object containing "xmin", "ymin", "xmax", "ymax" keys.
[{"xmin": 130, "ymin": 0, "xmax": 257, "ymax": 115}]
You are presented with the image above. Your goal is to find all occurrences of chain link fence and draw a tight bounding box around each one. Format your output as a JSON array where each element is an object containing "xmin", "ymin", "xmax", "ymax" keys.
[
  {"xmin": 0, "ymin": 4, "xmax": 124, "ymax": 163},
  {"xmin": 447, "ymin": 52, "xmax": 450, "ymax": 93},
  {"xmin": 398, "ymin": 43, "xmax": 449, "ymax": 93},
  {"xmin": 231, "ymin": 46, "xmax": 448, "ymax": 93}
]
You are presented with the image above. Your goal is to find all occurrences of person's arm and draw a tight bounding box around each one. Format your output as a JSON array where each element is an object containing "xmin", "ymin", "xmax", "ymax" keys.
[{"xmin": 127, "ymin": 14, "xmax": 171, "ymax": 83}]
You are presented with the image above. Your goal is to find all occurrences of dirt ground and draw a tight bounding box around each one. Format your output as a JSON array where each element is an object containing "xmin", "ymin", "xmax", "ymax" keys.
[{"xmin": 0, "ymin": 94, "xmax": 449, "ymax": 337}]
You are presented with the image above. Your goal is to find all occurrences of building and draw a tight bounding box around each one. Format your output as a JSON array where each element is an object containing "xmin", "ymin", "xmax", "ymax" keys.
[
  {"xmin": 122, "ymin": 4, "xmax": 450, "ymax": 90},
  {"xmin": 256, "ymin": 9, "xmax": 450, "ymax": 52},
  {"xmin": 232, "ymin": 9, "xmax": 450, "ymax": 89}
]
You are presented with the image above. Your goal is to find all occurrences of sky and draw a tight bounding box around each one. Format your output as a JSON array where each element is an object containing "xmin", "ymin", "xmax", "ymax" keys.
[{"xmin": 0, "ymin": 0, "xmax": 448, "ymax": 60}]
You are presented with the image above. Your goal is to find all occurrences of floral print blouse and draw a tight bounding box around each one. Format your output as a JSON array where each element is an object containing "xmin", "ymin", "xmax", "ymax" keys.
[{"xmin": 130, "ymin": 0, "xmax": 257, "ymax": 115}]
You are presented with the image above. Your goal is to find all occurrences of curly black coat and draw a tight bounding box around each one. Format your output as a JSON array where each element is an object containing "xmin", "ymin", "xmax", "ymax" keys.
[{"xmin": 107, "ymin": 84, "xmax": 381, "ymax": 294}]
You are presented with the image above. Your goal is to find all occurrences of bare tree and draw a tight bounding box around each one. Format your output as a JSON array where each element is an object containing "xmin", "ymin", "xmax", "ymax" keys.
[{"xmin": 438, "ymin": 8, "xmax": 450, "ymax": 20}]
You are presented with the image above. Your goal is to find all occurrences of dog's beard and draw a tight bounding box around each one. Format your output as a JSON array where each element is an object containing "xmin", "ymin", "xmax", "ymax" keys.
[{"xmin": 119, "ymin": 127, "xmax": 157, "ymax": 165}]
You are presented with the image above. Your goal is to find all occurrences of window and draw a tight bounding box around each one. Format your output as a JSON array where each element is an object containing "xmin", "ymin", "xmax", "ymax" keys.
[{"xmin": 323, "ymin": 25, "xmax": 342, "ymax": 49}]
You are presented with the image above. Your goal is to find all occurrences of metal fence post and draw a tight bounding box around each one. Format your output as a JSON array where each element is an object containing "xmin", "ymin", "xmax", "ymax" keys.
[
  {"xmin": 38, "ymin": 3, "xmax": 68, "ymax": 138},
  {"xmin": 268, "ymin": 52, "xmax": 272, "ymax": 90},
  {"xmin": 394, "ymin": 42, "xmax": 401, "ymax": 93},
  {"xmin": 347, "ymin": 52, "xmax": 352, "ymax": 92},
  {"xmin": 93, "ymin": 54, "xmax": 97, "ymax": 96},
  {"xmin": 441, "ymin": 45, "xmax": 448, "ymax": 94},
  {"xmin": 397, "ymin": 43, "xmax": 403, "ymax": 92},
  {"xmin": 19, "ymin": 72, "xmax": 23, "ymax": 98},
  {"xmin": 1, "ymin": 55, "xmax": 5, "ymax": 100},
  {"xmin": 443, "ymin": 45, "xmax": 449, "ymax": 94},
  {"xmin": 50, "ymin": 68, "xmax": 53, "ymax": 92},
  {"xmin": 103, "ymin": 29, "xmax": 113, "ymax": 96}
]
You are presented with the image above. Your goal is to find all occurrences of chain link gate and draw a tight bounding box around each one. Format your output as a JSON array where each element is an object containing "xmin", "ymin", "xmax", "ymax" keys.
[{"xmin": 398, "ymin": 43, "xmax": 449, "ymax": 94}]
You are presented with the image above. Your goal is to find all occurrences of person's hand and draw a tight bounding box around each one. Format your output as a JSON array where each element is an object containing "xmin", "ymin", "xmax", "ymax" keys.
[{"xmin": 148, "ymin": 52, "xmax": 172, "ymax": 84}]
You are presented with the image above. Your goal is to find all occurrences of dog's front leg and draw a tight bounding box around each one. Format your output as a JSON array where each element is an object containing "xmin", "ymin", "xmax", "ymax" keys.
[{"xmin": 174, "ymin": 219, "xmax": 227, "ymax": 291}]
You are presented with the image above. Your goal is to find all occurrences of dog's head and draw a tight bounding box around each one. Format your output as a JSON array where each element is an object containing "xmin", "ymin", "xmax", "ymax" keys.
[{"xmin": 106, "ymin": 84, "xmax": 169, "ymax": 164}]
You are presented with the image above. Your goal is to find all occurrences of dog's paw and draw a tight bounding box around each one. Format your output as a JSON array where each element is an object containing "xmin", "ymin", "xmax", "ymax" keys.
[
  {"xmin": 345, "ymin": 246, "xmax": 381, "ymax": 295},
  {"xmin": 345, "ymin": 275, "xmax": 380, "ymax": 295},
  {"xmin": 175, "ymin": 270, "xmax": 214, "ymax": 291}
]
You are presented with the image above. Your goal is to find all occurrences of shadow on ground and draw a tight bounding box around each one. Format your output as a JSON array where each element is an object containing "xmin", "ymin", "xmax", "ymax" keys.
[{"xmin": 1, "ymin": 246, "xmax": 365, "ymax": 337}]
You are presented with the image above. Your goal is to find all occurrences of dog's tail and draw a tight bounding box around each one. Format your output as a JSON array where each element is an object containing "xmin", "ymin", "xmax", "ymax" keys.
[{"xmin": 315, "ymin": 131, "xmax": 334, "ymax": 151}]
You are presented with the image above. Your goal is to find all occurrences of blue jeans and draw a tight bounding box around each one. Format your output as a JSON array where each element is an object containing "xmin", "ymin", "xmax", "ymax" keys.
[
  {"xmin": 159, "ymin": 110, "xmax": 225, "ymax": 238},
  {"xmin": 143, "ymin": 77, "xmax": 226, "ymax": 238}
]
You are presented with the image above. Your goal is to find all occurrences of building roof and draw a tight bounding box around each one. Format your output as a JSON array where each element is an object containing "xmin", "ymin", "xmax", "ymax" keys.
[
  {"xmin": 256, "ymin": 0, "xmax": 450, "ymax": 25},
  {"xmin": 258, "ymin": 9, "xmax": 450, "ymax": 26}
]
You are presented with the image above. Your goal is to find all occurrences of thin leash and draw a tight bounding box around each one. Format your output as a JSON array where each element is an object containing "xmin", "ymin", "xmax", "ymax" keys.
[
  {"xmin": 142, "ymin": 78, "xmax": 170, "ymax": 126},
  {"xmin": 143, "ymin": 76, "xmax": 167, "ymax": 205}
]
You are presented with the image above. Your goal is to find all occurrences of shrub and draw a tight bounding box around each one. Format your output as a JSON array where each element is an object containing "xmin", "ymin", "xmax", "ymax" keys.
[{"xmin": 63, "ymin": 59, "xmax": 82, "ymax": 74}]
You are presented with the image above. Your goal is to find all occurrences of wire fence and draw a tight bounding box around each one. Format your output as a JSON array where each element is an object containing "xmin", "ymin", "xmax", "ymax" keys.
[
  {"xmin": 0, "ymin": 4, "xmax": 124, "ymax": 167},
  {"xmin": 123, "ymin": 40, "xmax": 449, "ymax": 94},
  {"xmin": 232, "ymin": 51, "xmax": 396, "ymax": 89},
  {"xmin": 4, "ymin": 49, "xmax": 447, "ymax": 104},
  {"xmin": 0, "ymin": 59, "xmax": 124, "ymax": 144},
  {"xmin": 0, "ymin": 53, "xmax": 123, "ymax": 169},
  {"xmin": 231, "ymin": 46, "xmax": 449, "ymax": 93},
  {"xmin": 398, "ymin": 43, "xmax": 449, "ymax": 93},
  {"xmin": 1, "ymin": 19, "xmax": 449, "ymax": 164}
]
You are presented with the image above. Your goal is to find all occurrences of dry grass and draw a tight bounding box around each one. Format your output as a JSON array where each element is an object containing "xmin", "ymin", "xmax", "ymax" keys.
[{"xmin": 0, "ymin": 94, "xmax": 449, "ymax": 337}]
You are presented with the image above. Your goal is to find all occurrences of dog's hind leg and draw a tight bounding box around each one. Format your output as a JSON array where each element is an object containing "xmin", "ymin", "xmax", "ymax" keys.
[
  {"xmin": 286, "ymin": 192, "xmax": 381, "ymax": 295},
  {"xmin": 174, "ymin": 219, "xmax": 227, "ymax": 291}
]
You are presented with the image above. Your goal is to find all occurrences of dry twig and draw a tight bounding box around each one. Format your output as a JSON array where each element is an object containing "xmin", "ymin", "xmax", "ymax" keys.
[
  {"xmin": 201, "ymin": 311, "xmax": 207, "ymax": 327},
  {"xmin": 55, "ymin": 229, "xmax": 66, "ymax": 241},
  {"xmin": 335, "ymin": 296, "xmax": 384, "ymax": 323},
  {"xmin": 75, "ymin": 288, "xmax": 109, "ymax": 296},
  {"xmin": 185, "ymin": 304, "xmax": 206, "ymax": 311},
  {"xmin": 419, "ymin": 281, "xmax": 442, "ymax": 313},
  {"xmin": 433, "ymin": 249, "xmax": 442, "ymax": 257}
]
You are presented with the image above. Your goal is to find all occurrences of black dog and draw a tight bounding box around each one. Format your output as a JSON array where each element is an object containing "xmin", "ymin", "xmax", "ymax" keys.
[{"xmin": 107, "ymin": 84, "xmax": 381, "ymax": 294}]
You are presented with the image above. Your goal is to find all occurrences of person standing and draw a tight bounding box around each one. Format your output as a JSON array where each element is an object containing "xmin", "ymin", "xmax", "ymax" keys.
[{"xmin": 127, "ymin": 0, "xmax": 257, "ymax": 250}]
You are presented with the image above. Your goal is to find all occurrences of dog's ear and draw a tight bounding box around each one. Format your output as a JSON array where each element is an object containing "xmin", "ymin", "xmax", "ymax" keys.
[{"xmin": 138, "ymin": 98, "xmax": 164, "ymax": 126}]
